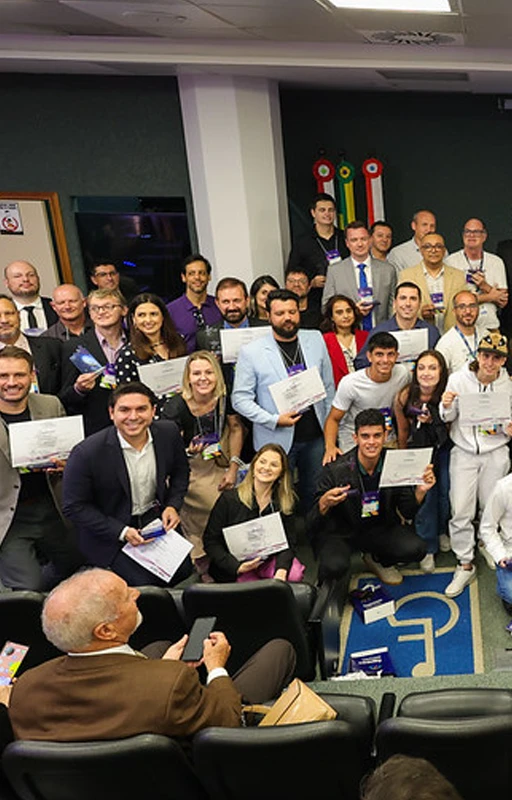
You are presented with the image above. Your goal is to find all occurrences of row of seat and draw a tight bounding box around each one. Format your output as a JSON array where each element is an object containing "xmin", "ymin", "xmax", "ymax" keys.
[{"xmin": 4, "ymin": 688, "xmax": 512, "ymax": 800}]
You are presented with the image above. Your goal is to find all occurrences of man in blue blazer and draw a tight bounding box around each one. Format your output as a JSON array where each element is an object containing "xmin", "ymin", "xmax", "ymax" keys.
[
  {"xmin": 232, "ymin": 289, "xmax": 334, "ymax": 512},
  {"xmin": 62, "ymin": 382, "xmax": 191, "ymax": 586}
]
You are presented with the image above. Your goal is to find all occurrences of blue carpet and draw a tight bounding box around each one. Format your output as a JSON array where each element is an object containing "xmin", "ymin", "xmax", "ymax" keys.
[{"xmin": 339, "ymin": 568, "xmax": 483, "ymax": 678}]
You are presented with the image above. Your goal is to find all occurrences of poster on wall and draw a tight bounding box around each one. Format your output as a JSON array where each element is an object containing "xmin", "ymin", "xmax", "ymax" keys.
[{"xmin": 0, "ymin": 202, "xmax": 23, "ymax": 235}]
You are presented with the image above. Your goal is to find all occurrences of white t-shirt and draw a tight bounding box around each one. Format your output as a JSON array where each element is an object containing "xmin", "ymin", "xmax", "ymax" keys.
[
  {"xmin": 333, "ymin": 363, "xmax": 411, "ymax": 452},
  {"xmin": 445, "ymin": 250, "xmax": 507, "ymax": 332}
]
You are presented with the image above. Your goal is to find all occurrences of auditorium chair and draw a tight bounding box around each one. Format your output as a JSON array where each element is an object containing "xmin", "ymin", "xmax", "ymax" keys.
[
  {"xmin": 129, "ymin": 587, "xmax": 186, "ymax": 651},
  {"xmin": 182, "ymin": 579, "xmax": 320, "ymax": 681},
  {"xmin": 2, "ymin": 734, "xmax": 207, "ymax": 800},
  {"xmin": 397, "ymin": 686, "xmax": 512, "ymax": 718}
]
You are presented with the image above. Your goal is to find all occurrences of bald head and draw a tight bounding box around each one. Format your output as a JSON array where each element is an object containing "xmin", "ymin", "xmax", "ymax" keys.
[
  {"xmin": 4, "ymin": 261, "xmax": 40, "ymax": 301},
  {"xmin": 51, "ymin": 284, "xmax": 86, "ymax": 328},
  {"xmin": 411, "ymin": 211, "xmax": 436, "ymax": 245},
  {"xmin": 42, "ymin": 569, "xmax": 141, "ymax": 653}
]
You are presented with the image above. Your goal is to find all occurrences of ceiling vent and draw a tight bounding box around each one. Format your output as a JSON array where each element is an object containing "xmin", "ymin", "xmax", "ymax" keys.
[{"xmin": 361, "ymin": 30, "xmax": 463, "ymax": 45}]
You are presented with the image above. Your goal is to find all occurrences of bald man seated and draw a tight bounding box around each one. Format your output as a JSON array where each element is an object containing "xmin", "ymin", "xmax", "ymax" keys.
[{"xmin": 8, "ymin": 569, "xmax": 296, "ymax": 742}]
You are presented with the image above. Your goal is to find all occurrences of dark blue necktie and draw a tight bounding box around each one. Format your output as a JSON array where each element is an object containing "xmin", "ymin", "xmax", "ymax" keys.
[{"xmin": 357, "ymin": 264, "xmax": 372, "ymax": 331}]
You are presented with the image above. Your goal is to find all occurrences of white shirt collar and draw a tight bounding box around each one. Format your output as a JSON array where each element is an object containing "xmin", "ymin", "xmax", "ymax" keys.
[
  {"xmin": 68, "ymin": 644, "xmax": 138, "ymax": 657},
  {"xmin": 117, "ymin": 428, "xmax": 153, "ymax": 452}
]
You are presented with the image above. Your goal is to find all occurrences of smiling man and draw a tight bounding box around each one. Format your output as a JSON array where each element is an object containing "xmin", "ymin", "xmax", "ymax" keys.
[
  {"xmin": 167, "ymin": 254, "xmax": 222, "ymax": 353},
  {"xmin": 62, "ymin": 382, "xmax": 192, "ymax": 586},
  {"xmin": 4, "ymin": 260, "xmax": 57, "ymax": 334},
  {"xmin": 310, "ymin": 408, "xmax": 431, "ymax": 586}
]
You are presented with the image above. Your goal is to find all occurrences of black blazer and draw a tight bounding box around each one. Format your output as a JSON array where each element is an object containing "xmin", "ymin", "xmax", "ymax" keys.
[
  {"xmin": 41, "ymin": 296, "xmax": 58, "ymax": 327},
  {"xmin": 27, "ymin": 335, "xmax": 62, "ymax": 395},
  {"xmin": 59, "ymin": 329, "xmax": 112, "ymax": 436},
  {"xmin": 62, "ymin": 421, "xmax": 190, "ymax": 568}
]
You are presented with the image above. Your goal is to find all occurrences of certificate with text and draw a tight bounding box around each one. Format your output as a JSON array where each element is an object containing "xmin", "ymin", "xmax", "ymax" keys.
[
  {"xmin": 220, "ymin": 326, "xmax": 271, "ymax": 363},
  {"xmin": 222, "ymin": 511, "xmax": 289, "ymax": 561},
  {"xmin": 269, "ymin": 366, "xmax": 326, "ymax": 414},
  {"xmin": 393, "ymin": 328, "xmax": 428, "ymax": 363},
  {"xmin": 9, "ymin": 415, "xmax": 84, "ymax": 468},
  {"xmin": 122, "ymin": 529, "xmax": 192, "ymax": 583},
  {"xmin": 137, "ymin": 356, "xmax": 188, "ymax": 396},
  {"xmin": 380, "ymin": 447, "xmax": 433, "ymax": 487},
  {"xmin": 458, "ymin": 392, "xmax": 511, "ymax": 426}
]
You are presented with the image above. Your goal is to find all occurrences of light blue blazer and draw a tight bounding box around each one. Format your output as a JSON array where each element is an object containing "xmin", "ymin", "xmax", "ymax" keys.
[{"xmin": 231, "ymin": 330, "xmax": 335, "ymax": 453}]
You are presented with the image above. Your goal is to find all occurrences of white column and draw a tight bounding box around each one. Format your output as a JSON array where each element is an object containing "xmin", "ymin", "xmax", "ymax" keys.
[{"xmin": 178, "ymin": 74, "xmax": 290, "ymax": 289}]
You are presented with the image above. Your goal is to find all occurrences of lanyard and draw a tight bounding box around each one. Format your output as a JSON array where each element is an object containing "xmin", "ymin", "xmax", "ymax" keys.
[
  {"xmin": 455, "ymin": 326, "xmax": 478, "ymax": 359},
  {"xmin": 316, "ymin": 232, "xmax": 339, "ymax": 256}
]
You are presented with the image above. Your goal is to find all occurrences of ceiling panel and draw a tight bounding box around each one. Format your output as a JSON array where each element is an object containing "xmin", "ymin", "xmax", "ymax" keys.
[{"xmin": 61, "ymin": 0, "xmax": 237, "ymax": 33}]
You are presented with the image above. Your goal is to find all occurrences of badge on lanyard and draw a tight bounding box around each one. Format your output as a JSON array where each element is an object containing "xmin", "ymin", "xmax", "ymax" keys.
[
  {"xmin": 379, "ymin": 406, "xmax": 394, "ymax": 437},
  {"xmin": 326, "ymin": 249, "xmax": 341, "ymax": 266},
  {"xmin": 358, "ymin": 287, "xmax": 374, "ymax": 305},
  {"xmin": 100, "ymin": 364, "xmax": 117, "ymax": 389},
  {"xmin": 466, "ymin": 269, "xmax": 483, "ymax": 285},
  {"xmin": 287, "ymin": 364, "xmax": 305, "ymax": 377},
  {"xmin": 361, "ymin": 490, "xmax": 380, "ymax": 518}
]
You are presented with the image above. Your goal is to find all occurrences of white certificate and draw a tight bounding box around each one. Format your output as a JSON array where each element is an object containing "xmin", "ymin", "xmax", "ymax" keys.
[
  {"xmin": 458, "ymin": 392, "xmax": 511, "ymax": 425},
  {"xmin": 137, "ymin": 356, "xmax": 188, "ymax": 396},
  {"xmin": 393, "ymin": 328, "xmax": 428, "ymax": 363},
  {"xmin": 122, "ymin": 529, "xmax": 192, "ymax": 583},
  {"xmin": 9, "ymin": 415, "xmax": 84, "ymax": 468},
  {"xmin": 269, "ymin": 366, "xmax": 326, "ymax": 414},
  {"xmin": 220, "ymin": 326, "xmax": 271, "ymax": 364},
  {"xmin": 380, "ymin": 447, "xmax": 433, "ymax": 487},
  {"xmin": 222, "ymin": 511, "xmax": 288, "ymax": 561}
]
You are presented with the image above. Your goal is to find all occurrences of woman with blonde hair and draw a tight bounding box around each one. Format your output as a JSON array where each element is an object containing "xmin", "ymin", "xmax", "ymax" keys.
[
  {"xmin": 161, "ymin": 350, "xmax": 243, "ymax": 579},
  {"xmin": 204, "ymin": 443, "xmax": 305, "ymax": 583}
]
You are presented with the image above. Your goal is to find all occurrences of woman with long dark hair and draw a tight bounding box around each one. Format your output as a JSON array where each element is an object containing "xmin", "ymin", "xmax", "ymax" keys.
[
  {"xmin": 249, "ymin": 275, "xmax": 280, "ymax": 321},
  {"xmin": 320, "ymin": 294, "xmax": 368, "ymax": 385}
]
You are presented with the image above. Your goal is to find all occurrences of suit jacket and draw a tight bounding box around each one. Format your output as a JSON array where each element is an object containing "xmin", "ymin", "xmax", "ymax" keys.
[
  {"xmin": 59, "ymin": 329, "xmax": 112, "ymax": 436},
  {"xmin": 62, "ymin": 420, "xmax": 190, "ymax": 567},
  {"xmin": 0, "ymin": 394, "xmax": 65, "ymax": 546},
  {"xmin": 400, "ymin": 262, "xmax": 467, "ymax": 332},
  {"xmin": 322, "ymin": 256, "xmax": 396, "ymax": 323},
  {"xmin": 231, "ymin": 330, "xmax": 335, "ymax": 452},
  {"xmin": 9, "ymin": 652, "xmax": 241, "ymax": 742},
  {"xmin": 27, "ymin": 335, "xmax": 62, "ymax": 395},
  {"xmin": 41, "ymin": 296, "xmax": 59, "ymax": 328}
]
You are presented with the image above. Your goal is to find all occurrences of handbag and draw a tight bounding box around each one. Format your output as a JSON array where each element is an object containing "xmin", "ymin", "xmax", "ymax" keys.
[{"xmin": 243, "ymin": 678, "xmax": 337, "ymax": 726}]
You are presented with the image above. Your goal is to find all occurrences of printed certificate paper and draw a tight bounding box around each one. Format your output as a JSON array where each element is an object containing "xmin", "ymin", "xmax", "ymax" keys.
[
  {"xmin": 220, "ymin": 326, "xmax": 271, "ymax": 364},
  {"xmin": 122, "ymin": 529, "xmax": 192, "ymax": 583},
  {"xmin": 458, "ymin": 392, "xmax": 511, "ymax": 425},
  {"xmin": 222, "ymin": 511, "xmax": 288, "ymax": 561},
  {"xmin": 269, "ymin": 366, "xmax": 326, "ymax": 414},
  {"xmin": 138, "ymin": 356, "xmax": 188, "ymax": 395},
  {"xmin": 380, "ymin": 447, "xmax": 433, "ymax": 487},
  {"xmin": 393, "ymin": 329, "xmax": 428, "ymax": 363},
  {"xmin": 9, "ymin": 415, "xmax": 84, "ymax": 468}
]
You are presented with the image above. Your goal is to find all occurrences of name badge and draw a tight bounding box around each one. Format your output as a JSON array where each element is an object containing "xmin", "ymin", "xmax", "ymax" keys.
[
  {"xmin": 358, "ymin": 287, "xmax": 374, "ymax": 305},
  {"xmin": 379, "ymin": 406, "xmax": 394, "ymax": 436},
  {"xmin": 430, "ymin": 292, "xmax": 444, "ymax": 311},
  {"xmin": 478, "ymin": 423, "xmax": 501, "ymax": 436},
  {"xmin": 287, "ymin": 364, "xmax": 305, "ymax": 377},
  {"xmin": 100, "ymin": 364, "xmax": 117, "ymax": 389},
  {"xmin": 326, "ymin": 249, "xmax": 342, "ymax": 265},
  {"xmin": 361, "ymin": 490, "xmax": 380, "ymax": 518},
  {"xmin": 466, "ymin": 269, "xmax": 483, "ymax": 285}
]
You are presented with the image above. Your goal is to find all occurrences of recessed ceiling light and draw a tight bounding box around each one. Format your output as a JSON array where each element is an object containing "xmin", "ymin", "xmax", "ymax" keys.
[{"xmin": 327, "ymin": 0, "xmax": 451, "ymax": 11}]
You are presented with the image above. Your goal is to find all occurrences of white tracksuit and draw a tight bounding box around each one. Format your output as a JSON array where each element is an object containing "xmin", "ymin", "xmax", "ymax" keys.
[{"xmin": 439, "ymin": 364, "xmax": 512, "ymax": 563}]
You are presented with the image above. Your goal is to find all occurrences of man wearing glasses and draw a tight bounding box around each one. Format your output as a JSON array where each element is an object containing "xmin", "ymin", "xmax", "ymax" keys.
[
  {"xmin": 446, "ymin": 218, "xmax": 508, "ymax": 333},
  {"xmin": 89, "ymin": 261, "xmax": 139, "ymax": 305},
  {"xmin": 436, "ymin": 290, "xmax": 490, "ymax": 374},
  {"xmin": 167, "ymin": 254, "xmax": 222, "ymax": 353},
  {"xmin": 60, "ymin": 289, "xmax": 127, "ymax": 435},
  {"xmin": 400, "ymin": 233, "xmax": 466, "ymax": 334}
]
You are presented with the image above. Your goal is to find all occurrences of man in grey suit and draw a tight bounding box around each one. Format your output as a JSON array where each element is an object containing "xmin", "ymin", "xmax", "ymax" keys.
[
  {"xmin": 322, "ymin": 220, "xmax": 396, "ymax": 330},
  {"xmin": 0, "ymin": 346, "xmax": 82, "ymax": 590}
]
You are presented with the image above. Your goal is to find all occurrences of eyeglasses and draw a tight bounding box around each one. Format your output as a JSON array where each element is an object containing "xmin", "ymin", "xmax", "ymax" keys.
[
  {"xmin": 421, "ymin": 244, "xmax": 445, "ymax": 251},
  {"xmin": 463, "ymin": 229, "xmax": 485, "ymax": 235},
  {"xmin": 94, "ymin": 271, "xmax": 118, "ymax": 279},
  {"xmin": 454, "ymin": 303, "xmax": 478, "ymax": 310},
  {"xmin": 89, "ymin": 303, "xmax": 121, "ymax": 314}
]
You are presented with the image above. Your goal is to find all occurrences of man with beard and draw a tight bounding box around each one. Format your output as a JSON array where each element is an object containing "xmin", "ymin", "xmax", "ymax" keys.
[
  {"xmin": 436, "ymin": 290, "xmax": 490, "ymax": 374},
  {"xmin": 4, "ymin": 260, "xmax": 58, "ymax": 334},
  {"xmin": 232, "ymin": 289, "xmax": 334, "ymax": 511}
]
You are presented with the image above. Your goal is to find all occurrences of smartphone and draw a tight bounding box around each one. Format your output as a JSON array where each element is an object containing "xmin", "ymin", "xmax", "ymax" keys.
[
  {"xmin": 182, "ymin": 617, "xmax": 217, "ymax": 662},
  {"xmin": 0, "ymin": 641, "xmax": 29, "ymax": 686}
]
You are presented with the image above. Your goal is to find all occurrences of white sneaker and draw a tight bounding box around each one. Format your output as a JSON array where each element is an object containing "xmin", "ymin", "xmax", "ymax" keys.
[
  {"xmin": 419, "ymin": 553, "xmax": 435, "ymax": 573},
  {"xmin": 445, "ymin": 565, "xmax": 476, "ymax": 598},
  {"xmin": 363, "ymin": 554, "xmax": 403, "ymax": 585},
  {"xmin": 478, "ymin": 540, "xmax": 496, "ymax": 571},
  {"xmin": 439, "ymin": 534, "xmax": 451, "ymax": 553}
]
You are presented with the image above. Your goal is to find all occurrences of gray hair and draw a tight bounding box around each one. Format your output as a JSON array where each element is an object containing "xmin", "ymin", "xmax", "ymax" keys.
[{"xmin": 42, "ymin": 568, "xmax": 121, "ymax": 652}]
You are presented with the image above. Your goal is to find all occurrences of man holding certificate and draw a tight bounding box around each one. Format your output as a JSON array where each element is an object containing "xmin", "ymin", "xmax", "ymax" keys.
[
  {"xmin": 440, "ymin": 332, "xmax": 512, "ymax": 598},
  {"xmin": 309, "ymin": 409, "xmax": 432, "ymax": 587},
  {"xmin": 232, "ymin": 289, "xmax": 334, "ymax": 512},
  {"xmin": 0, "ymin": 346, "xmax": 83, "ymax": 590},
  {"xmin": 62, "ymin": 382, "xmax": 192, "ymax": 586}
]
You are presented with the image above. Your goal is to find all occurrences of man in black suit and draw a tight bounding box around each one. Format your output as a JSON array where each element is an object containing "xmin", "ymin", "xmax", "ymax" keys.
[
  {"xmin": 60, "ymin": 288, "xmax": 127, "ymax": 435},
  {"xmin": 62, "ymin": 382, "xmax": 192, "ymax": 586},
  {"xmin": 0, "ymin": 295, "xmax": 61, "ymax": 394},
  {"xmin": 4, "ymin": 260, "xmax": 57, "ymax": 334}
]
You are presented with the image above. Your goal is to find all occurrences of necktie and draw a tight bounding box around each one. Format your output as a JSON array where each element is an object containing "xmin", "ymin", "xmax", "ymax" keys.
[
  {"xmin": 357, "ymin": 264, "xmax": 372, "ymax": 331},
  {"xmin": 23, "ymin": 306, "xmax": 38, "ymax": 330}
]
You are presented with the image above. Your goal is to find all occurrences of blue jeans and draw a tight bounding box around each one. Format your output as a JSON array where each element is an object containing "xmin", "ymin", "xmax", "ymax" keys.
[
  {"xmin": 496, "ymin": 564, "xmax": 512, "ymax": 605},
  {"xmin": 414, "ymin": 444, "xmax": 451, "ymax": 554},
  {"xmin": 288, "ymin": 436, "xmax": 324, "ymax": 514}
]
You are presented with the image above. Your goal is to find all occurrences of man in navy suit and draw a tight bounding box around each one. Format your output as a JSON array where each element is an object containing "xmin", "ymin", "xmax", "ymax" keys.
[{"xmin": 62, "ymin": 382, "xmax": 191, "ymax": 586}]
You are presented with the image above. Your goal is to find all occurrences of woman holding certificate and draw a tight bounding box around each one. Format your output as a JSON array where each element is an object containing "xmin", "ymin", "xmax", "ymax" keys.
[
  {"xmin": 394, "ymin": 349, "xmax": 450, "ymax": 573},
  {"xmin": 115, "ymin": 293, "xmax": 187, "ymax": 411},
  {"xmin": 204, "ymin": 444, "xmax": 305, "ymax": 583},
  {"xmin": 320, "ymin": 295, "xmax": 368, "ymax": 386},
  {"xmin": 161, "ymin": 351, "xmax": 244, "ymax": 580}
]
